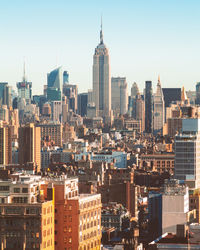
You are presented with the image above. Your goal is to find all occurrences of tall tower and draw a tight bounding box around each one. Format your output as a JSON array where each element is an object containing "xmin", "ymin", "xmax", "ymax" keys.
[
  {"xmin": 47, "ymin": 67, "xmax": 63, "ymax": 101},
  {"xmin": 0, "ymin": 125, "xmax": 12, "ymax": 165},
  {"xmin": 145, "ymin": 81, "xmax": 153, "ymax": 133},
  {"xmin": 16, "ymin": 63, "xmax": 32, "ymax": 105},
  {"xmin": 175, "ymin": 119, "xmax": 200, "ymax": 189},
  {"xmin": 18, "ymin": 123, "xmax": 41, "ymax": 172},
  {"xmin": 153, "ymin": 76, "xmax": 165, "ymax": 134},
  {"xmin": 93, "ymin": 19, "xmax": 111, "ymax": 122}
]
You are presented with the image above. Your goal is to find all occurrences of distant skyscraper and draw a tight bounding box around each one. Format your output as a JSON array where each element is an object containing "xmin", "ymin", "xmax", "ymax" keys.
[
  {"xmin": 93, "ymin": 21, "xmax": 111, "ymax": 122},
  {"xmin": 51, "ymin": 101, "xmax": 62, "ymax": 122},
  {"xmin": 145, "ymin": 81, "xmax": 153, "ymax": 133},
  {"xmin": 63, "ymin": 84, "xmax": 78, "ymax": 113},
  {"xmin": 63, "ymin": 71, "xmax": 69, "ymax": 84},
  {"xmin": 0, "ymin": 82, "xmax": 11, "ymax": 107},
  {"xmin": 153, "ymin": 76, "xmax": 165, "ymax": 134},
  {"xmin": 17, "ymin": 65, "xmax": 32, "ymax": 105},
  {"xmin": 111, "ymin": 77, "xmax": 128, "ymax": 116},
  {"xmin": 175, "ymin": 119, "xmax": 200, "ymax": 189},
  {"xmin": 162, "ymin": 88, "xmax": 181, "ymax": 108},
  {"xmin": 132, "ymin": 93, "xmax": 145, "ymax": 132},
  {"xmin": 47, "ymin": 67, "xmax": 62, "ymax": 101},
  {"xmin": 196, "ymin": 82, "xmax": 200, "ymax": 105},
  {"xmin": 78, "ymin": 93, "xmax": 88, "ymax": 117},
  {"xmin": 131, "ymin": 82, "xmax": 139, "ymax": 99}
]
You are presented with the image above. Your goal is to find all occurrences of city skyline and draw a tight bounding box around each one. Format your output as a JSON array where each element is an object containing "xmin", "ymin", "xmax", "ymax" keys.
[{"xmin": 1, "ymin": 0, "xmax": 200, "ymax": 94}]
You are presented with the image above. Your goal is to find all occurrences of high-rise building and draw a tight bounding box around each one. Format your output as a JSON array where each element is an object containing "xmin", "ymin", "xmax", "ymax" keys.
[
  {"xmin": 145, "ymin": 81, "xmax": 153, "ymax": 133},
  {"xmin": 63, "ymin": 70, "xmax": 69, "ymax": 84},
  {"xmin": 132, "ymin": 94, "xmax": 145, "ymax": 132},
  {"xmin": 175, "ymin": 118, "xmax": 200, "ymax": 189},
  {"xmin": 131, "ymin": 82, "xmax": 139, "ymax": 99},
  {"xmin": 37, "ymin": 122, "xmax": 63, "ymax": 147},
  {"xmin": 47, "ymin": 67, "xmax": 62, "ymax": 101},
  {"xmin": 93, "ymin": 21, "xmax": 111, "ymax": 122},
  {"xmin": 162, "ymin": 88, "xmax": 181, "ymax": 108},
  {"xmin": 0, "ymin": 82, "xmax": 11, "ymax": 107},
  {"xmin": 78, "ymin": 93, "xmax": 88, "ymax": 117},
  {"xmin": 153, "ymin": 76, "xmax": 165, "ymax": 134},
  {"xmin": 0, "ymin": 125, "xmax": 12, "ymax": 165},
  {"xmin": 196, "ymin": 82, "xmax": 200, "ymax": 105},
  {"xmin": 51, "ymin": 101, "xmax": 62, "ymax": 122},
  {"xmin": 63, "ymin": 84, "xmax": 78, "ymax": 113},
  {"xmin": 111, "ymin": 77, "xmax": 128, "ymax": 116},
  {"xmin": 18, "ymin": 123, "xmax": 41, "ymax": 172}
]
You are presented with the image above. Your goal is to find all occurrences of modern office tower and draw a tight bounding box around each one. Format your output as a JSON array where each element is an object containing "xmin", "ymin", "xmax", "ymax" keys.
[
  {"xmin": 175, "ymin": 119, "xmax": 200, "ymax": 189},
  {"xmin": 88, "ymin": 89, "xmax": 93, "ymax": 103},
  {"xmin": 0, "ymin": 82, "xmax": 11, "ymax": 107},
  {"xmin": 93, "ymin": 21, "xmax": 111, "ymax": 122},
  {"xmin": 0, "ymin": 126, "xmax": 12, "ymax": 164},
  {"xmin": 131, "ymin": 82, "xmax": 139, "ymax": 99},
  {"xmin": 162, "ymin": 88, "xmax": 181, "ymax": 108},
  {"xmin": 37, "ymin": 122, "xmax": 63, "ymax": 147},
  {"xmin": 51, "ymin": 101, "xmax": 62, "ymax": 122},
  {"xmin": 132, "ymin": 94, "xmax": 145, "ymax": 132},
  {"xmin": 0, "ymin": 176, "xmax": 54, "ymax": 249},
  {"xmin": 63, "ymin": 70, "xmax": 69, "ymax": 84},
  {"xmin": 18, "ymin": 123, "xmax": 41, "ymax": 172},
  {"xmin": 186, "ymin": 90, "xmax": 196, "ymax": 105},
  {"xmin": 153, "ymin": 76, "xmax": 165, "ymax": 134},
  {"xmin": 47, "ymin": 67, "xmax": 62, "ymax": 101},
  {"xmin": 196, "ymin": 82, "xmax": 200, "ymax": 105},
  {"xmin": 63, "ymin": 84, "xmax": 78, "ymax": 113},
  {"xmin": 16, "ymin": 68, "xmax": 32, "ymax": 105},
  {"xmin": 78, "ymin": 93, "xmax": 88, "ymax": 117},
  {"xmin": 111, "ymin": 77, "xmax": 128, "ymax": 116},
  {"xmin": 145, "ymin": 81, "xmax": 153, "ymax": 133}
]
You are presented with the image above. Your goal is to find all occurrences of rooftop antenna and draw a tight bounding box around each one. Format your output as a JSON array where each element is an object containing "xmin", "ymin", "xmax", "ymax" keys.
[{"xmin": 100, "ymin": 14, "xmax": 103, "ymax": 44}]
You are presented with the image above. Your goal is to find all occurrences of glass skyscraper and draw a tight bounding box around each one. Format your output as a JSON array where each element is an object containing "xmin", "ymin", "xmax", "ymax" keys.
[{"xmin": 47, "ymin": 67, "xmax": 62, "ymax": 101}]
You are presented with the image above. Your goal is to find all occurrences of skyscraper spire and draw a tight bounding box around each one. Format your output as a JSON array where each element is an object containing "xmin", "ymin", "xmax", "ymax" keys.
[
  {"xmin": 23, "ymin": 59, "xmax": 26, "ymax": 82},
  {"xmin": 158, "ymin": 75, "xmax": 161, "ymax": 84},
  {"xmin": 100, "ymin": 15, "xmax": 103, "ymax": 44}
]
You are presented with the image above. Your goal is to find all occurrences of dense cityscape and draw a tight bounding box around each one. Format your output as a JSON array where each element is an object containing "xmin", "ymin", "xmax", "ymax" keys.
[{"xmin": 1, "ymin": 3, "xmax": 200, "ymax": 250}]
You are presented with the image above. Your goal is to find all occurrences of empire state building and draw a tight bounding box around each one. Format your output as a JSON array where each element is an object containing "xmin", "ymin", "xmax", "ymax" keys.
[{"xmin": 93, "ymin": 22, "xmax": 111, "ymax": 122}]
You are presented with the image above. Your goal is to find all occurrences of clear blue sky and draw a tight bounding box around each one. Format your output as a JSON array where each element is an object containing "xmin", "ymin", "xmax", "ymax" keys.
[{"xmin": 0, "ymin": 0, "xmax": 200, "ymax": 95}]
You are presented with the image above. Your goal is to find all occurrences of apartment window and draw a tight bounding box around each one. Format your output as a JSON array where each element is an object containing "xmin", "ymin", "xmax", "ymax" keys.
[
  {"xmin": 0, "ymin": 186, "xmax": 9, "ymax": 191},
  {"xmin": 14, "ymin": 188, "xmax": 20, "ymax": 193},
  {"xmin": 69, "ymin": 216, "xmax": 72, "ymax": 222},
  {"xmin": 68, "ymin": 227, "xmax": 72, "ymax": 232},
  {"xmin": 22, "ymin": 188, "xmax": 28, "ymax": 193},
  {"xmin": 69, "ymin": 238, "xmax": 72, "ymax": 243},
  {"xmin": 69, "ymin": 205, "xmax": 72, "ymax": 210}
]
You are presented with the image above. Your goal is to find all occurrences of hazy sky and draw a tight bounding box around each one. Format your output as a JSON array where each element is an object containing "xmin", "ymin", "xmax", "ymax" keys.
[{"xmin": 1, "ymin": 0, "xmax": 200, "ymax": 95}]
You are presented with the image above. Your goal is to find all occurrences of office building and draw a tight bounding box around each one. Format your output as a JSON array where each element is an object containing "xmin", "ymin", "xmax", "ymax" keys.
[
  {"xmin": 18, "ymin": 123, "xmax": 41, "ymax": 172},
  {"xmin": 51, "ymin": 101, "xmax": 62, "ymax": 122},
  {"xmin": 47, "ymin": 67, "xmax": 62, "ymax": 101},
  {"xmin": 63, "ymin": 84, "xmax": 78, "ymax": 113},
  {"xmin": 0, "ymin": 82, "xmax": 11, "ymax": 107},
  {"xmin": 93, "ymin": 21, "xmax": 111, "ymax": 122},
  {"xmin": 162, "ymin": 88, "xmax": 181, "ymax": 108},
  {"xmin": 196, "ymin": 82, "xmax": 200, "ymax": 105},
  {"xmin": 63, "ymin": 70, "xmax": 69, "ymax": 84},
  {"xmin": 37, "ymin": 122, "xmax": 63, "ymax": 147},
  {"xmin": 145, "ymin": 81, "xmax": 153, "ymax": 133},
  {"xmin": 78, "ymin": 93, "xmax": 88, "ymax": 117},
  {"xmin": 132, "ymin": 93, "xmax": 145, "ymax": 132},
  {"xmin": 111, "ymin": 77, "xmax": 128, "ymax": 116},
  {"xmin": 153, "ymin": 76, "xmax": 165, "ymax": 134},
  {"xmin": 131, "ymin": 82, "xmax": 139, "ymax": 99},
  {"xmin": 175, "ymin": 118, "xmax": 200, "ymax": 189},
  {"xmin": 0, "ymin": 126, "xmax": 12, "ymax": 165}
]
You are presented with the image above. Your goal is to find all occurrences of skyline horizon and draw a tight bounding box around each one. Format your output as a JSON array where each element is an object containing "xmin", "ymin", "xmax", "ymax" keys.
[{"xmin": 1, "ymin": 0, "xmax": 200, "ymax": 95}]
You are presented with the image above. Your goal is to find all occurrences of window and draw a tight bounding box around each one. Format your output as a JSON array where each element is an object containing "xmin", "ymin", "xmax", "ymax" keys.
[
  {"xmin": 69, "ymin": 237, "xmax": 72, "ymax": 243},
  {"xmin": 69, "ymin": 216, "xmax": 72, "ymax": 222},
  {"xmin": 14, "ymin": 188, "xmax": 20, "ymax": 193},
  {"xmin": 68, "ymin": 227, "xmax": 72, "ymax": 232},
  {"xmin": 69, "ymin": 205, "xmax": 72, "ymax": 210},
  {"xmin": 22, "ymin": 188, "xmax": 28, "ymax": 193}
]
